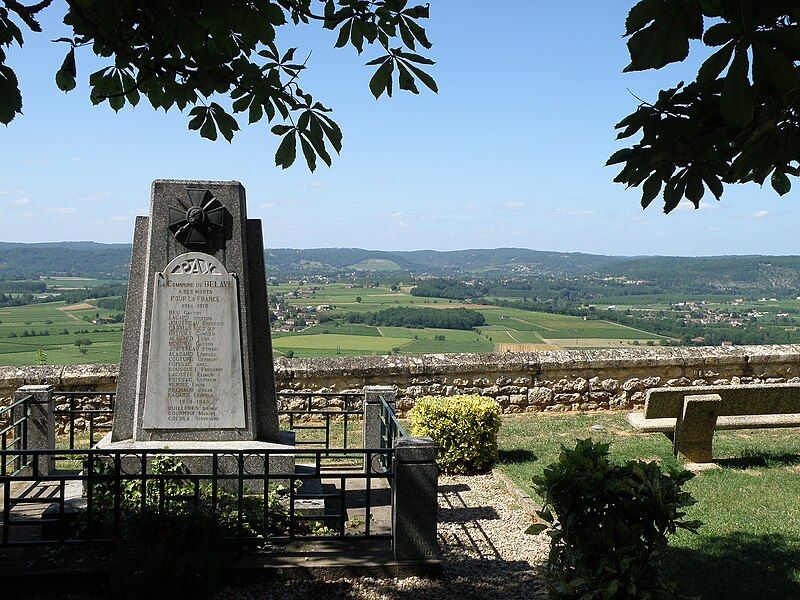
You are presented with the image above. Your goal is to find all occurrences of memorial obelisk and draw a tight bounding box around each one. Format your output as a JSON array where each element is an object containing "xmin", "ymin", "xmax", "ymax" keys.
[{"xmin": 103, "ymin": 180, "xmax": 285, "ymax": 449}]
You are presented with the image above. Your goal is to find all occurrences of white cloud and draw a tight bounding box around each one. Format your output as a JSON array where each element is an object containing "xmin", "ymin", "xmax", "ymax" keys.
[
  {"xmin": 508, "ymin": 226, "xmax": 535, "ymax": 236},
  {"xmin": 500, "ymin": 200, "xmax": 526, "ymax": 211},
  {"xmin": 260, "ymin": 199, "xmax": 310, "ymax": 209},
  {"xmin": 747, "ymin": 209, "xmax": 770, "ymax": 219},
  {"xmin": 302, "ymin": 181, "xmax": 329, "ymax": 190},
  {"xmin": 73, "ymin": 192, "xmax": 112, "ymax": 202},
  {"xmin": 380, "ymin": 210, "xmax": 441, "ymax": 225},
  {"xmin": 38, "ymin": 206, "xmax": 75, "ymax": 215},
  {"xmin": 366, "ymin": 176, "xmax": 396, "ymax": 185},
  {"xmin": 674, "ymin": 200, "xmax": 719, "ymax": 212},
  {"xmin": 547, "ymin": 208, "xmax": 595, "ymax": 217},
  {"xmin": 10, "ymin": 198, "xmax": 29, "ymax": 206}
]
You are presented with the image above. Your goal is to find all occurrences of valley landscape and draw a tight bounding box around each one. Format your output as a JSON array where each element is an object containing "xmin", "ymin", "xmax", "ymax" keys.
[{"xmin": 1, "ymin": 243, "xmax": 800, "ymax": 366}]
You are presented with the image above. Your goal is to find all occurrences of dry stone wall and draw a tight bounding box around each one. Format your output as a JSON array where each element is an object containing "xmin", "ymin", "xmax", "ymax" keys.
[{"xmin": 2, "ymin": 345, "xmax": 800, "ymax": 416}]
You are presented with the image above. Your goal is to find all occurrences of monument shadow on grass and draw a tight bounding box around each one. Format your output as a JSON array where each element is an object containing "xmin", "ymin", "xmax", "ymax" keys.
[{"xmin": 666, "ymin": 532, "xmax": 800, "ymax": 600}]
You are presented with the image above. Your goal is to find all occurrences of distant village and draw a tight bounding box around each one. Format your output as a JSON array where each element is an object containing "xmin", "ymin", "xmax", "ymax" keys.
[
  {"xmin": 268, "ymin": 281, "xmax": 387, "ymax": 332},
  {"xmin": 269, "ymin": 286, "xmax": 331, "ymax": 332}
]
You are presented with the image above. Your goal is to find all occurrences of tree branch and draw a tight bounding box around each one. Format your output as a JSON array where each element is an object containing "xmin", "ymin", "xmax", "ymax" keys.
[{"xmin": 3, "ymin": 0, "xmax": 53, "ymax": 32}]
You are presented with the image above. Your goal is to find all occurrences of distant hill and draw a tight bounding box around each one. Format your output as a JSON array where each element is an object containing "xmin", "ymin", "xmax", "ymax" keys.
[
  {"xmin": 599, "ymin": 255, "xmax": 800, "ymax": 293},
  {"xmin": 3, "ymin": 243, "xmax": 800, "ymax": 294},
  {"xmin": 264, "ymin": 247, "xmax": 624, "ymax": 275},
  {"xmin": 0, "ymin": 242, "xmax": 132, "ymax": 279},
  {"xmin": 349, "ymin": 258, "xmax": 402, "ymax": 271}
]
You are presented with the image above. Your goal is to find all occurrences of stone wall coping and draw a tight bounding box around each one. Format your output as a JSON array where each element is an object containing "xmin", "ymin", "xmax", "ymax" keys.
[
  {"xmin": 273, "ymin": 344, "xmax": 800, "ymax": 377},
  {"xmin": 0, "ymin": 344, "xmax": 799, "ymax": 390},
  {"xmin": 0, "ymin": 364, "xmax": 119, "ymax": 391}
]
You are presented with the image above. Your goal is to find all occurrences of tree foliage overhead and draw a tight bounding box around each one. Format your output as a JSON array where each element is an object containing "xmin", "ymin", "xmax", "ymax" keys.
[
  {"xmin": 609, "ymin": 1, "xmax": 800, "ymax": 213},
  {"xmin": 0, "ymin": 0, "xmax": 436, "ymax": 170}
]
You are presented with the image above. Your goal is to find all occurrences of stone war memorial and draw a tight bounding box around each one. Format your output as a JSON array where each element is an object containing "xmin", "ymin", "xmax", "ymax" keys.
[
  {"xmin": 101, "ymin": 179, "xmax": 293, "ymax": 470},
  {"xmin": 6, "ymin": 1, "xmax": 800, "ymax": 595},
  {"xmin": 0, "ymin": 178, "xmax": 441, "ymax": 591}
]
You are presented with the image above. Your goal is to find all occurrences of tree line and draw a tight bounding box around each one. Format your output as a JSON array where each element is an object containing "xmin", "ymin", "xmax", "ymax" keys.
[{"xmin": 345, "ymin": 307, "xmax": 485, "ymax": 330}]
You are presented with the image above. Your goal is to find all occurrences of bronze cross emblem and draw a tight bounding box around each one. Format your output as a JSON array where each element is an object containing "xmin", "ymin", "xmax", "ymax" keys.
[{"xmin": 168, "ymin": 189, "xmax": 225, "ymax": 247}]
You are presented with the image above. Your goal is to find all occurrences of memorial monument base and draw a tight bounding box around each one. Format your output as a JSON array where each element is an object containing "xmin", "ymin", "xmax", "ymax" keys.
[{"xmin": 95, "ymin": 431, "xmax": 296, "ymax": 492}]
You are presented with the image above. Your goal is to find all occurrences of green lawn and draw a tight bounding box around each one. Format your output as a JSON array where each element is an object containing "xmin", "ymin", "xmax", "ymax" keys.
[{"xmin": 496, "ymin": 412, "xmax": 800, "ymax": 599}]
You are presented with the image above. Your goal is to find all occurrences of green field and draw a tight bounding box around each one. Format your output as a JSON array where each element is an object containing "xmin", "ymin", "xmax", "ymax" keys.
[
  {"xmin": 41, "ymin": 277, "xmax": 123, "ymax": 289},
  {"xmin": 271, "ymin": 283, "xmax": 668, "ymax": 358},
  {"xmin": 348, "ymin": 258, "xmax": 402, "ymax": 271},
  {"xmin": 0, "ymin": 276, "xmax": 126, "ymax": 365},
  {"xmin": 0, "ymin": 301, "xmax": 123, "ymax": 366},
  {"xmin": 0, "ymin": 282, "xmax": 668, "ymax": 366}
]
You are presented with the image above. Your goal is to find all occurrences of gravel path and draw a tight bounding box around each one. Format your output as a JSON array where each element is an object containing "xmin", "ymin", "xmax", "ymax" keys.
[{"xmin": 222, "ymin": 473, "xmax": 549, "ymax": 599}]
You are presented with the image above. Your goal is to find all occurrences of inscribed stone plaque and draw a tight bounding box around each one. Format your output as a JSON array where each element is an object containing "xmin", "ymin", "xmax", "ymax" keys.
[{"xmin": 142, "ymin": 252, "xmax": 246, "ymax": 429}]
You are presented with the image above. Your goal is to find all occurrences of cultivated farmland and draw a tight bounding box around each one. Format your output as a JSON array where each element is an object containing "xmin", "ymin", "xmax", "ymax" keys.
[
  {"xmin": 0, "ymin": 301, "xmax": 123, "ymax": 366},
  {"xmin": 269, "ymin": 283, "xmax": 667, "ymax": 358},
  {"xmin": 0, "ymin": 281, "xmax": 668, "ymax": 366}
]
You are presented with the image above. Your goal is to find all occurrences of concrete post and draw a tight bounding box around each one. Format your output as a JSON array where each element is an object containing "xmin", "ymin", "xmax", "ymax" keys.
[
  {"xmin": 392, "ymin": 436, "xmax": 439, "ymax": 562},
  {"xmin": 13, "ymin": 384, "xmax": 55, "ymax": 475},
  {"xmin": 674, "ymin": 393, "xmax": 721, "ymax": 464}
]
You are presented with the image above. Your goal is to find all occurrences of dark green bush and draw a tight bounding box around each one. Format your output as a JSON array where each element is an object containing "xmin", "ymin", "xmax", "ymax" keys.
[
  {"xmin": 409, "ymin": 394, "xmax": 501, "ymax": 474},
  {"xmin": 91, "ymin": 455, "xmax": 293, "ymax": 539},
  {"xmin": 90, "ymin": 455, "xmax": 306, "ymax": 598},
  {"xmin": 110, "ymin": 509, "xmax": 224, "ymax": 599},
  {"xmin": 530, "ymin": 439, "xmax": 700, "ymax": 599}
]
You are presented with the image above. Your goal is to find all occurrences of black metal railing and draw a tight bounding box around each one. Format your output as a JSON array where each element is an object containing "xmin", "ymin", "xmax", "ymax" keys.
[
  {"xmin": 378, "ymin": 397, "xmax": 407, "ymax": 469},
  {"xmin": 0, "ymin": 395, "xmax": 32, "ymax": 476},
  {"xmin": 53, "ymin": 391, "xmax": 116, "ymax": 451},
  {"xmin": 49, "ymin": 390, "xmax": 365, "ymax": 454},
  {"xmin": 0, "ymin": 388, "xmax": 416, "ymax": 548},
  {"xmin": 277, "ymin": 391, "xmax": 363, "ymax": 450},
  {"xmin": 1, "ymin": 446, "xmax": 394, "ymax": 547}
]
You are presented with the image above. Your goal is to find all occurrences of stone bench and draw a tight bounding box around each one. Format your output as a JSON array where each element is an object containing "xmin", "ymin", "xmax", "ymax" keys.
[{"xmin": 626, "ymin": 383, "xmax": 800, "ymax": 464}]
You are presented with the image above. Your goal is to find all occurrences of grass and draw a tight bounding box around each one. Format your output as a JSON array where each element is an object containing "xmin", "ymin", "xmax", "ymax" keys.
[
  {"xmin": 272, "ymin": 323, "xmax": 382, "ymax": 338},
  {"xmin": 495, "ymin": 411, "xmax": 800, "ymax": 599},
  {"xmin": 271, "ymin": 333, "xmax": 412, "ymax": 353},
  {"xmin": 278, "ymin": 415, "xmax": 363, "ymax": 451}
]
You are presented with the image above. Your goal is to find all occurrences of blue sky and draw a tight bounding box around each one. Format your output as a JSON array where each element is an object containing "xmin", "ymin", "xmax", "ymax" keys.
[{"xmin": 0, "ymin": 2, "xmax": 795, "ymax": 255}]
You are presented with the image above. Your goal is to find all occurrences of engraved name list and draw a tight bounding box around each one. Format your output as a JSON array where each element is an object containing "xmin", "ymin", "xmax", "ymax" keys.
[{"xmin": 142, "ymin": 253, "xmax": 246, "ymax": 430}]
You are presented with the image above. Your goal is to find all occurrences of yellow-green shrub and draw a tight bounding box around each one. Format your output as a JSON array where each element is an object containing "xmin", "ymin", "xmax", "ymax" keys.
[{"xmin": 409, "ymin": 395, "xmax": 501, "ymax": 474}]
